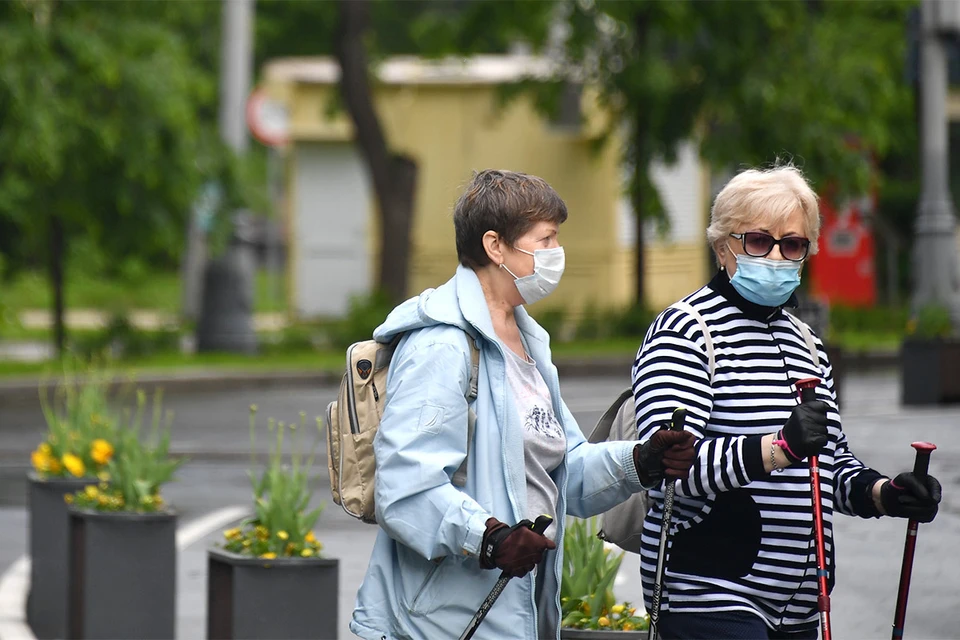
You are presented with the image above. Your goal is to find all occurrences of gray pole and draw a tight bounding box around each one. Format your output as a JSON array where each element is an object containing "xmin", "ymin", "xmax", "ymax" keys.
[
  {"xmin": 914, "ymin": 0, "xmax": 960, "ymax": 329},
  {"xmin": 220, "ymin": 0, "xmax": 254, "ymax": 154},
  {"xmin": 195, "ymin": 0, "xmax": 258, "ymax": 353}
]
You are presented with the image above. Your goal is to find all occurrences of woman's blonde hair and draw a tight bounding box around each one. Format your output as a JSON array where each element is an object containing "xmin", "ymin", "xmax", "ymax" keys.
[{"xmin": 706, "ymin": 165, "xmax": 820, "ymax": 263}]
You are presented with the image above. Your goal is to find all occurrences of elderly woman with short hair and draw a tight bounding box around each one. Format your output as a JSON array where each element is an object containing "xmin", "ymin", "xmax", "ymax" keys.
[
  {"xmin": 350, "ymin": 169, "xmax": 695, "ymax": 640},
  {"xmin": 631, "ymin": 166, "xmax": 942, "ymax": 639}
]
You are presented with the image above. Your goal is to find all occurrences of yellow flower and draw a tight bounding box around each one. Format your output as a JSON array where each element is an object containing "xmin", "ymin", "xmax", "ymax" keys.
[
  {"xmin": 97, "ymin": 495, "xmax": 109, "ymax": 506},
  {"xmin": 627, "ymin": 608, "xmax": 636, "ymax": 617},
  {"xmin": 224, "ymin": 528, "xmax": 242, "ymax": 540},
  {"xmin": 255, "ymin": 525, "xmax": 269, "ymax": 540},
  {"xmin": 260, "ymin": 552, "xmax": 277, "ymax": 560},
  {"xmin": 97, "ymin": 471, "xmax": 110, "ymax": 482},
  {"xmin": 64, "ymin": 494, "xmax": 74, "ymax": 504},
  {"xmin": 277, "ymin": 530, "xmax": 289, "ymax": 540},
  {"xmin": 63, "ymin": 454, "xmax": 85, "ymax": 477},
  {"xmin": 84, "ymin": 485, "xmax": 99, "ymax": 498},
  {"xmin": 611, "ymin": 604, "xmax": 625, "ymax": 615},
  {"xmin": 39, "ymin": 443, "xmax": 52, "ymax": 455},
  {"xmin": 622, "ymin": 623, "xmax": 635, "ymax": 631},
  {"xmin": 305, "ymin": 531, "xmax": 317, "ymax": 544},
  {"xmin": 580, "ymin": 602, "xmax": 590, "ymax": 616},
  {"xmin": 242, "ymin": 539, "xmax": 252, "ymax": 547},
  {"xmin": 285, "ymin": 543, "xmax": 296, "ymax": 555},
  {"xmin": 300, "ymin": 548, "xmax": 314, "ymax": 557},
  {"xmin": 90, "ymin": 439, "xmax": 114, "ymax": 465},
  {"xmin": 48, "ymin": 457, "xmax": 62, "ymax": 474},
  {"xmin": 598, "ymin": 616, "xmax": 610, "ymax": 627},
  {"xmin": 31, "ymin": 450, "xmax": 51, "ymax": 473}
]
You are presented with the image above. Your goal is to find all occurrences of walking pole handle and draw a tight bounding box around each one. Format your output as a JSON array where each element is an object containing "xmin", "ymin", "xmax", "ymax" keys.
[
  {"xmin": 911, "ymin": 442, "xmax": 936, "ymax": 479},
  {"xmin": 796, "ymin": 377, "xmax": 819, "ymax": 404}
]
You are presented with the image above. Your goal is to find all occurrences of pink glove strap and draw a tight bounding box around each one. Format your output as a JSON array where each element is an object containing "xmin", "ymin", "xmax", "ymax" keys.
[{"xmin": 773, "ymin": 431, "xmax": 802, "ymax": 462}]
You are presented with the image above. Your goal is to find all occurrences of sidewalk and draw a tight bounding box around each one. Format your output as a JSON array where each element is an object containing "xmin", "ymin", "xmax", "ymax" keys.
[{"xmin": 16, "ymin": 309, "xmax": 289, "ymax": 332}]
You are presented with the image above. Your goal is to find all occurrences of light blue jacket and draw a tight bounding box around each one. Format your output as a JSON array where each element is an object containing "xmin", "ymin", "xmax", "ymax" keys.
[{"xmin": 350, "ymin": 266, "xmax": 646, "ymax": 640}]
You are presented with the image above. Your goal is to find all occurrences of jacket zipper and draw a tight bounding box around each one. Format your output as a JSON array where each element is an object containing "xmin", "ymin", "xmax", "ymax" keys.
[{"xmin": 345, "ymin": 344, "xmax": 361, "ymax": 434}]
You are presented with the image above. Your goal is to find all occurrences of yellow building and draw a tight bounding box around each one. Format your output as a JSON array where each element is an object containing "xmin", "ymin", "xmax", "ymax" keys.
[{"xmin": 262, "ymin": 55, "xmax": 712, "ymax": 320}]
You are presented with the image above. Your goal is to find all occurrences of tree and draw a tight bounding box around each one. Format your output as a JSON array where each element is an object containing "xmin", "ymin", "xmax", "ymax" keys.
[
  {"xmin": 0, "ymin": 0, "xmax": 208, "ymax": 354},
  {"xmin": 552, "ymin": 0, "xmax": 914, "ymax": 305},
  {"xmin": 254, "ymin": 0, "xmax": 555, "ymax": 304}
]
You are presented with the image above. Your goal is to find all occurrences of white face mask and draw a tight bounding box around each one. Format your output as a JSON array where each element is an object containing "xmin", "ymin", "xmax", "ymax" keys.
[{"xmin": 501, "ymin": 246, "xmax": 566, "ymax": 305}]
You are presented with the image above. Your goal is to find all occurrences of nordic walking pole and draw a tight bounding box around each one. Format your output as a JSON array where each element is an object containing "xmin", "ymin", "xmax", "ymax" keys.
[
  {"xmin": 795, "ymin": 377, "xmax": 831, "ymax": 640},
  {"xmin": 891, "ymin": 441, "xmax": 937, "ymax": 640},
  {"xmin": 459, "ymin": 515, "xmax": 553, "ymax": 640},
  {"xmin": 648, "ymin": 407, "xmax": 686, "ymax": 640}
]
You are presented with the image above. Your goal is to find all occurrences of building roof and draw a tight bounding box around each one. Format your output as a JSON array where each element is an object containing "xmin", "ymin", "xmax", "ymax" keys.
[{"xmin": 263, "ymin": 54, "xmax": 558, "ymax": 86}]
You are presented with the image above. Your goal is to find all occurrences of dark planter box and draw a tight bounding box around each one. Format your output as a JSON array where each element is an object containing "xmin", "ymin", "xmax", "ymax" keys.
[
  {"xmin": 68, "ymin": 508, "xmax": 177, "ymax": 640},
  {"xmin": 561, "ymin": 629, "xmax": 646, "ymax": 639},
  {"xmin": 901, "ymin": 339, "xmax": 960, "ymax": 405},
  {"xmin": 207, "ymin": 547, "xmax": 339, "ymax": 639},
  {"xmin": 27, "ymin": 473, "xmax": 98, "ymax": 640}
]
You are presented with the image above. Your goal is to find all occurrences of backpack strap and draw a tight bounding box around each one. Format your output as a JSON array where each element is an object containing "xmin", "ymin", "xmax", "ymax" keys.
[
  {"xmin": 452, "ymin": 332, "xmax": 480, "ymax": 488},
  {"xmin": 668, "ymin": 300, "xmax": 715, "ymax": 384},
  {"xmin": 588, "ymin": 387, "xmax": 635, "ymax": 444},
  {"xmin": 783, "ymin": 311, "xmax": 821, "ymax": 372}
]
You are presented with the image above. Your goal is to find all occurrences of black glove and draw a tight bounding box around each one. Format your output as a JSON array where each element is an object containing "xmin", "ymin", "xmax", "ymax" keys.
[
  {"xmin": 778, "ymin": 401, "xmax": 829, "ymax": 464},
  {"xmin": 878, "ymin": 473, "xmax": 942, "ymax": 523},
  {"xmin": 634, "ymin": 428, "xmax": 697, "ymax": 486},
  {"xmin": 480, "ymin": 518, "xmax": 556, "ymax": 577}
]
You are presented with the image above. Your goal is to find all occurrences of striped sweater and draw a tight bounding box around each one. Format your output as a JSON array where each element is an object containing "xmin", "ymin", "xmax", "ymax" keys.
[{"xmin": 633, "ymin": 271, "xmax": 882, "ymax": 632}]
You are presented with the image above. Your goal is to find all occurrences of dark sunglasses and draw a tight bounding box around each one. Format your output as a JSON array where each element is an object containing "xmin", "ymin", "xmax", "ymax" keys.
[{"xmin": 730, "ymin": 232, "xmax": 810, "ymax": 262}]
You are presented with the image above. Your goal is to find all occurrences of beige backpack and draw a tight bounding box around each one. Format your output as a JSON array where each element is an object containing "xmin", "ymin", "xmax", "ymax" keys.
[
  {"xmin": 590, "ymin": 303, "xmax": 818, "ymax": 553},
  {"xmin": 326, "ymin": 332, "xmax": 480, "ymax": 524}
]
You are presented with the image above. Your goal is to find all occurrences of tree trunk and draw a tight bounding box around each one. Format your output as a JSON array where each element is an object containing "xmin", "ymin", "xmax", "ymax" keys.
[
  {"xmin": 48, "ymin": 214, "xmax": 65, "ymax": 357},
  {"xmin": 631, "ymin": 173, "xmax": 647, "ymax": 306},
  {"xmin": 334, "ymin": 0, "xmax": 417, "ymax": 304}
]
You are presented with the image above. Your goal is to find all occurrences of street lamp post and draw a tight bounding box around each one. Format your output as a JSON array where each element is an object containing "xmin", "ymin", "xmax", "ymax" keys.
[
  {"xmin": 196, "ymin": 0, "xmax": 259, "ymax": 354},
  {"xmin": 913, "ymin": 0, "xmax": 960, "ymax": 328}
]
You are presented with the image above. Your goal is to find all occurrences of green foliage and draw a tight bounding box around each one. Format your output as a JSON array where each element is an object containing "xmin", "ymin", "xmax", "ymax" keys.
[
  {"xmin": 33, "ymin": 359, "xmax": 121, "ymax": 479},
  {"xmin": 574, "ymin": 304, "xmax": 656, "ymax": 342},
  {"xmin": 221, "ymin": 407, "xmax": 325, "ymax": 559},
  {"xmin": 830, "ymin": 304, "xmax": 909, "ymax": 336},
  {"xmin": 907, "ymin": 303, "xmax": 956, "ymax": 340},
  {"xmin": 513, "ymin": 0, "xmax": 916, "ymax": 303},
  {"xmin": 71, "ymin": 314, "xmax": 182, "ymax": 362},
  {"xmin": 328, "ymin": 290, "xmax": 396, "ymax": 350},
  {"xmin": 560, "ymin": 517, "xmax": 648, "ymax": 631},
  {"xmin": 69, "ymin": 386, "xmax": 183, "ymax": 513}
]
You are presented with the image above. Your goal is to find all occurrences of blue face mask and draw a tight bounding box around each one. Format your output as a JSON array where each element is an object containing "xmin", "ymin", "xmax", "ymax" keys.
[{"xmin": 729, "ymin": 253, "xmax": 802, "ymax": 307}]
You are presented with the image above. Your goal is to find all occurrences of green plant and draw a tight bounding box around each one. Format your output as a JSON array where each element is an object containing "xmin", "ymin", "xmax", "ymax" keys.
[
  {"xmin": 32, "ymin": 359, "xmax": 121, "ymax": 479},
  {"xmin": 220, "ymin": 406, "xmax": 325, "ymax": 559},
  {"xmin": 328, "ymin": 290, "xmax": 394, "ymax": 350},
  {"xmin": 68, "ymin": 388, "xmax": 182, "ymax": 513},
  {"xmin": 906, "ymin": 303, "xmax": 955, "ymax": 340},
  {"xmin": 561, "ymin": 517, "xmax": 648, "ymax": 632}
]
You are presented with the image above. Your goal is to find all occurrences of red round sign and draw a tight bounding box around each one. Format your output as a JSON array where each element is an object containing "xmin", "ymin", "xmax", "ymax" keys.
[{"xmin": 246, "ymin": 88, "xmax": 289, "ymax": 147}]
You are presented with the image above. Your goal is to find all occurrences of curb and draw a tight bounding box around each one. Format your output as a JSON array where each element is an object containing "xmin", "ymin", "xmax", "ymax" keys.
[{"xmin": 0, "ymin": 351, "xmax": 901, "ymax": 406}]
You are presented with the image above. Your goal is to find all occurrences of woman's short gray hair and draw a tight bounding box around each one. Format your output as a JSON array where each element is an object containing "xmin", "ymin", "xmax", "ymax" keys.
[{"xmin": 706, "ymin": 165, "xmax": 821, "ymax": 261}]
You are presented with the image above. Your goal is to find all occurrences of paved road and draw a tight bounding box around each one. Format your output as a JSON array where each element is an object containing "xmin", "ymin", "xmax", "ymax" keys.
[{"xmin": 1, "ymin": 370, "xmax": 958, "ymax": 639}]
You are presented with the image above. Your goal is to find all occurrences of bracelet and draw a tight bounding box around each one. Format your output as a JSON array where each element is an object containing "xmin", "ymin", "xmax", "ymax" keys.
[{"xmin": 771, "ymin": 441, "xmax": 784, "ymax": 473}]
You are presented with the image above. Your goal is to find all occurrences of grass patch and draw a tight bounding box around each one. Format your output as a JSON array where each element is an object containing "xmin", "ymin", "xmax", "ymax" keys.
[
  {"xmin": 2, "ymin": 269, "xmax": 287, "ymax": 315},
  {"xmin": 0, "ymin": 349, "xmax": 345, "ymax": 380}
]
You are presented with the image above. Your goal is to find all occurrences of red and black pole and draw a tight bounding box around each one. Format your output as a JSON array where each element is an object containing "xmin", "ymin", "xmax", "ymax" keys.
[
  {"xmin": 891, "ymin": 441, "xmax": 937, "ymax": 640},
  {"xmin": 795, "ymin": 377, "xmax": 832, "ymax": 640}
]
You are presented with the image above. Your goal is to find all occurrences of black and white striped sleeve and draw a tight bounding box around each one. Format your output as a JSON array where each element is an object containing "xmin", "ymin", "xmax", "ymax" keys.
[
  {"xmin": 817, "ymin": 342, "xmax": 884, "ymax": 518},
  {"xmin": 632, "ymin": 313, "xmax": 766, "ymax": 497}
]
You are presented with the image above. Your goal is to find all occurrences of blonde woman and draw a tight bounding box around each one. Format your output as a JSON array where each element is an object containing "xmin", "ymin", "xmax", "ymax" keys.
[{"xmin": 631, "ymin": 166, "xmax": 942, "ymax": 639}]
